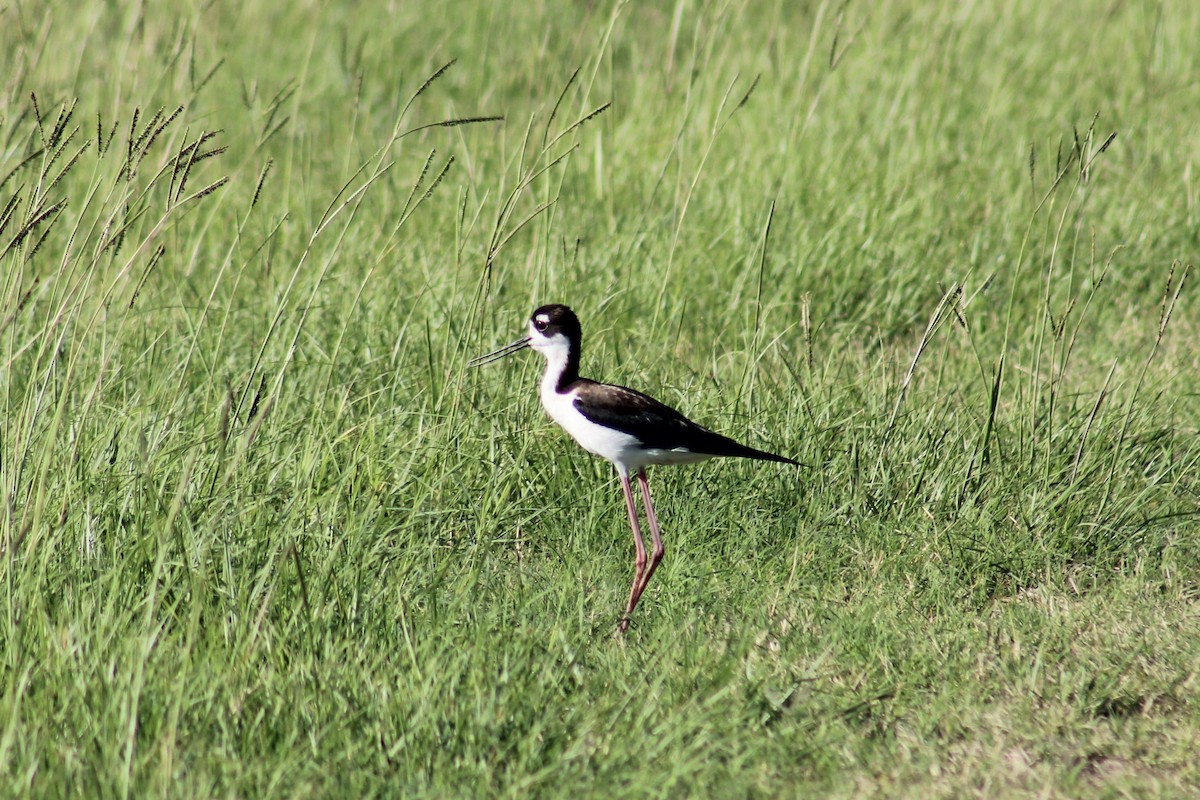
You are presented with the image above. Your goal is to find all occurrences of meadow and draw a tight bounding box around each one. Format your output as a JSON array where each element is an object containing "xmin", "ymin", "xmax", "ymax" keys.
[{"xmin": 2, "ymin": 0, "xmax": 1199, "ymax": 796}]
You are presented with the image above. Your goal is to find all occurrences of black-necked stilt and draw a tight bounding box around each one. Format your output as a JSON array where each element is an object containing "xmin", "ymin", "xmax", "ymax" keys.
[{"xmin": 471, "ymin": 304, "xmax": 798, "ymax": 633}]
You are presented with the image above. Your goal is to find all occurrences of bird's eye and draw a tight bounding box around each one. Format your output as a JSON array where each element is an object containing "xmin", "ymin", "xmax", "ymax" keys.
[{"xmin": 533, "ymin": 317, "xmax": 549, "ymax": 332}]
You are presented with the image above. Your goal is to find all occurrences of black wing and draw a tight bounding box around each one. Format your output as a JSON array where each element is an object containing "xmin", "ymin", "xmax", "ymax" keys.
[{"xmin": 571, "ymin": 380, "xmax": 798, "ymax": 464}]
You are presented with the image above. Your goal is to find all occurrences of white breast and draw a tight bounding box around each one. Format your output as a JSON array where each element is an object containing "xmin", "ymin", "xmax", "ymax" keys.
[
  {"xmin": 538, "ymin": 380, "xmax": 713, "ymax": 476},
  {"xmin": 531, "ymin": 335, "xmax": 714, "ymax": 475},
  {"xmin": 539, "ymin": 381, "xmax": 642, "ymax": 471}
]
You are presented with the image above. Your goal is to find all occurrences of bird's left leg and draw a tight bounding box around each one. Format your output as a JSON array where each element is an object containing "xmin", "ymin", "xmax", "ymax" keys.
[
  {"xmin": 616, "ymin": 472, "xmax": 646, "ymax": 634},
  {"xmin": 629, "ymin": 469, "xmax": 665, "ymax": 610}
]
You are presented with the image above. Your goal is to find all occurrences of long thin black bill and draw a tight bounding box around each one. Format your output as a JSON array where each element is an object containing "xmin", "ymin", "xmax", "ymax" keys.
[{"xmin": 468, "ymin": 337, "xmax": 531, "ymax": 367}]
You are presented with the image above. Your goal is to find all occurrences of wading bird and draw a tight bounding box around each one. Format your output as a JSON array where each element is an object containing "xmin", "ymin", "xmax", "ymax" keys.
[{"xmin": 471, "ymin": 304, "xmax": 797, "ymax": 633}]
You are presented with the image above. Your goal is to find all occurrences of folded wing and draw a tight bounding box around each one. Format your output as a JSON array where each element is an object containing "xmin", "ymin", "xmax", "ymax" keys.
[{"xmin": 572, "ymin": 380, "xmax": 798, "ymax": 465}]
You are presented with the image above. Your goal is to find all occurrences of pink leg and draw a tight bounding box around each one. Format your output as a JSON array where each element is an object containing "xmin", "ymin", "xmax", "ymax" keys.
[
  {"xmin": 628, "ymin": 469, "xmax": 665, "ymax": 611},
  {"xmin": 616, "ymin": 472, "xmax": 646, "ymax": 634}
]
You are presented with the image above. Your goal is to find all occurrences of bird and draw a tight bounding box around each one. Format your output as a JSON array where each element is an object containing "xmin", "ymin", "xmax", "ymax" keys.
[{"xmin": 470, "ymin": 304, "xmax": 798, "ymax": 633}]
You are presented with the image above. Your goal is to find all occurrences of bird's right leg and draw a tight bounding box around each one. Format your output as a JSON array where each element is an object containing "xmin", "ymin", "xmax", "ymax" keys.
[{"xmin": 616, "ymin": 472, "xmax": 646, "ymax": 634}]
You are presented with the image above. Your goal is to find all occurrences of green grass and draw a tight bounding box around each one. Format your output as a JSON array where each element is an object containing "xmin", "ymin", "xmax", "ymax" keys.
[{"xmin": 3, "ymin": 0, "xmax": 1199, "ymax": 796}]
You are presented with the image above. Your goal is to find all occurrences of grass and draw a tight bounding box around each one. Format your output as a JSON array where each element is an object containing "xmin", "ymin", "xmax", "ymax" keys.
[{"xmin": 2, "ymin": 0, "xmax": 1199, "ymax": 796}]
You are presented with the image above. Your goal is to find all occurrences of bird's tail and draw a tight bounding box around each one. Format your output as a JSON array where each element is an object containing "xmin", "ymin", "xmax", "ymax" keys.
[
  {"xmin": 699, "ymin": 431, "xmax": 801, "ymax": 466},
  {"xmin": 730, "ymin": 443, "xmax": 801, "ymax": 466}
]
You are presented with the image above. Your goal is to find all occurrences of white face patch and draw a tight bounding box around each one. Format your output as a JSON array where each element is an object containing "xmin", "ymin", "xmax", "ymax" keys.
[
  {"xmin": 530, "ymin": 331, "xmax": 567, "ymax": 353},
  {"xmin": 535, "ymin": 313, "xmax": 550, "ymax": 326}
]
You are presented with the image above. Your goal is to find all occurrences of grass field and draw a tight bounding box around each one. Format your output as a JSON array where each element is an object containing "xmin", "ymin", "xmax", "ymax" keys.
[{"xmin": 3, "ymin": 0, "xmax": 1200, "ymax": 796}]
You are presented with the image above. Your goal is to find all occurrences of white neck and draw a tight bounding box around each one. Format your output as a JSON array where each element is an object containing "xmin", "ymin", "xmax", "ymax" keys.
[{"xmin": 537, "ymin": 339, "xmax": 572, "ymax": 402}]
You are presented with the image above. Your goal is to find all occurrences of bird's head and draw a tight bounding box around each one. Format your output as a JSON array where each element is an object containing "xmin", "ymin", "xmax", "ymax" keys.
[
  {"xmin": 469, "ymin": 303, "xmax": 581, "ymax": 367},
  {"xmin": 526, "ymin": 304, "xmax": 580, "ymax": 359}
]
